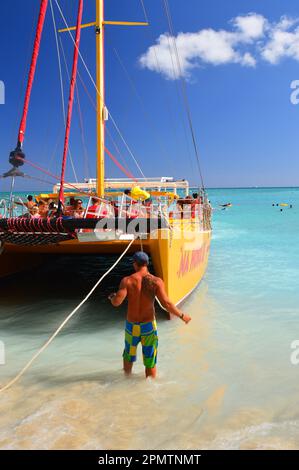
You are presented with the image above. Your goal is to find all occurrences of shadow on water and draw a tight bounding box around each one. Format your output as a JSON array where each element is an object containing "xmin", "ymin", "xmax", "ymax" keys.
[
  {"xmin": 0, "ymin": 254, "xmax": 134, "ymax": 301},
  {"xmin": 0, "ymin": 255, "xmax": 169, "ymax": 335}
]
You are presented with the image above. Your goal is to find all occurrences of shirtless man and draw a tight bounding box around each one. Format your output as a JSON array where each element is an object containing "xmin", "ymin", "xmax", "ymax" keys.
[
  {"xmin": 15, "ymin": 195, "xmax": 36, "ymax": 214},
  {"xmin": 108, "ymin": 251, "xmax": 191, "ymax": 379}
]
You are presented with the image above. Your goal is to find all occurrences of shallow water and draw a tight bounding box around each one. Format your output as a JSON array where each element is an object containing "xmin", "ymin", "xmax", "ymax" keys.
[{"xmin": 0, "ymin": 188, "xmax": 299, "ymax": 449}]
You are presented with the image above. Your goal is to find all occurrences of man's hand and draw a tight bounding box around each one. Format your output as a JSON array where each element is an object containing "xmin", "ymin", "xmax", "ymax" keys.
[
  {"xmin": 181, "ymin": 313, "xmax": 191, "ymax": 324},
  {"xmin": 108, "ymin": 293, "xmax": 116, "ymax": 302}
]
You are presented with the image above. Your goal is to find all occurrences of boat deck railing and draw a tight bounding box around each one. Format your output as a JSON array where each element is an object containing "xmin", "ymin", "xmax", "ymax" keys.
[{"xmin": 0, "ymin": 194, "xmax": 212, "ymax": 232}]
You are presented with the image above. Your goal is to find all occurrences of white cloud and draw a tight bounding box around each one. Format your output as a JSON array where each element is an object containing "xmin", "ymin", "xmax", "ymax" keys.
[
  {"xmin": 233, "ymin": 13, "xmax": 267, "ymax": 40},
  {"xmin": 139, "ymin": 13, "xmax": 299, "ymax": 79},
  {"xmin": 241, "ymin": 52, "xmax": 257, "ymax": 67},
  {"xmin": 261, "ymin": 17, "xmax": 299, "ymax": 64}
]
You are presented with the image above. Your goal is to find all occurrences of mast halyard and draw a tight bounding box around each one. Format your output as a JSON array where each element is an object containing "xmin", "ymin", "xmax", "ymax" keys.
[
  {"xmin": 96, "ymin": 0, "xmax": 105, "ymax": 197},
  {"xmin": 58, "ymin": 1, "xmax": 148, "ymax": 196}
]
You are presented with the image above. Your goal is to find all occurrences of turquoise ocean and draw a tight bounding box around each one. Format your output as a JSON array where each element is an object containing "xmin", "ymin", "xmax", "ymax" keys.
[{"xmin": 0, "ymin": 187, "xmax": 299, "ymax": 449}]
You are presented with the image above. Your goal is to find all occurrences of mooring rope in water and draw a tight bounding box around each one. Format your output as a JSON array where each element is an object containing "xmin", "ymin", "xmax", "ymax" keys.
[{"xmin": 0, "ymin": 238, "xmax": 135, "ymax": 393}]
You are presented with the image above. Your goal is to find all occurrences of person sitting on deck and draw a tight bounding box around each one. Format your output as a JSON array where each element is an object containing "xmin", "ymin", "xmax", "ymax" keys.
[
  {"xmin": 38, "ymin": 200, "xmax": 49, "ymax": 218},
  {"xmin": 31, "ymin": 206, "xmax": 40, "ymax": 218},
  {"xmin": 72, "ymin": 199, "xmax": 84, "ymax": 218},
  {"xmin": 191, "ymin": 193, "xmax": 199, "ymax": 219},
  {"xmin": 64, "ymin": 197, "xmax": 76, "ymax": 216},
  {"xmin": 108, "ymin": 251, "xmax": 191, "ymax": 379},
  {"xmin": 86, "ymin": 197, "xmax": 101, "ymax": 218},
  {"xmin": 26, "ymin": 195, "xmax": 37, "ymax": 213},
  {"xmin": 86, "ymin": 197, "xmax": 113, "ymax": 218},
  {"xmin": 48, "ymin": 202, "xmax": 58, "ymax": 218},
  {"xmin": 15, "ymin": 194, "xmax": 37, "ymax": 214}
]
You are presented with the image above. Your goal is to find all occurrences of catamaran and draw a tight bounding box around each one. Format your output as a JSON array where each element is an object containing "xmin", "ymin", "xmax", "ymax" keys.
[{"xmin": 0, "ymin": 0, "xmax": 211, "ymax": 305}]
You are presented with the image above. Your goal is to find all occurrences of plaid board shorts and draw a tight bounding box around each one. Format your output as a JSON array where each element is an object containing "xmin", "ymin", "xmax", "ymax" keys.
[{"xmin": 123, "ymin": 319, "xmax": 158, "ymax": 369}]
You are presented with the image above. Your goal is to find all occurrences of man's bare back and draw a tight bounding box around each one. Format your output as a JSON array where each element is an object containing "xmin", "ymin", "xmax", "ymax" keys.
[
  {"xmin": 122, "ymin": 272, "xmax": 159, "ymax": 322},
  {"xmin": 108, "ymin": 251, "xmax": 191, "ymax": 378},
  {"xmin": 109, "ymin": 266, "xmax": 191, "ymax": 324}
]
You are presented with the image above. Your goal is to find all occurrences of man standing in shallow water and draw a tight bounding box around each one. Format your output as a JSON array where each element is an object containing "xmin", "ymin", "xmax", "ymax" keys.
[{"xmin": 108, "ymin": 251, "xmax": 191, "ymax": 378}]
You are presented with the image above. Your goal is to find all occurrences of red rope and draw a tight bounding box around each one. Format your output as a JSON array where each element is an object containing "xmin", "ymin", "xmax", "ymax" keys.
[
  {"xmin": 16, "ymin": 157, "xmax": 91, "ymax": 196},
  {"xmin": 58, "ymin": 0, "xmax": 83, "ymax": 204},
  {"xmin": 18, "ymin": 0, "xmax": 49, "ymax": 146},
  {"xmin": 105, "ymin": 147, "xmax": 138, "ymax": 182},
  {"xmin": 77, "ymin": 72, "xmax": 135, "ymax": 178}
]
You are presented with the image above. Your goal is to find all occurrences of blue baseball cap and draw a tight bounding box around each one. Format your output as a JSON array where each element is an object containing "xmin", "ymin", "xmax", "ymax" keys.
[{"xmin": 133, "ymin": 251, "xmax": 149, "ymax": 265}]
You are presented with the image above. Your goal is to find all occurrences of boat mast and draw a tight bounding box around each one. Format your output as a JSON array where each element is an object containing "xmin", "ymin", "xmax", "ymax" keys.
[{"xmin": 96, "ymin": 0, "xmax": 105, "ymax": 197}]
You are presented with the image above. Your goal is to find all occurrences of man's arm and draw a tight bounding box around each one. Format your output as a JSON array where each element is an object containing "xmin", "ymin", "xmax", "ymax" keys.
[
  {"xmin": 156, "ymin": 279, "xmax": 191, "ymax": 324},
  {"xmin": 108, "ymin": 277, "xmax": 128, "ymax": 307}
]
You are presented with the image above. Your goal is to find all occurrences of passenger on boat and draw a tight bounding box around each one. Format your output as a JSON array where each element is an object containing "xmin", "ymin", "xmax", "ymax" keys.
[
  {"xmin": 128, "ymin": 203, "xmax": 140, "ymax": 219},
  {"xmin": 38, "ymin": 200, "xmax": 49, "ymax": 218},
  {"xmin": 191, "ymin": 193, "xmax": 199, "ymax": 219},
  {"xmin": 15, "ymin": 194, "xmax": 37, "ymax": 214},
  {"xmin": 72, "ymin": 199, "xmax": 84, "ymax": 218},
  {"xmin": 48, "ymin": 202, "xmax": 58, "ymax": 218},
  {"xmin": 86, "ymin": 197, "xmax": 101, "ymax": 218},
  {"xmin": 144, "ymin": 199, "xmax": 152, "ymax": 218},
  {"xmin": 176, "ymin": 196, "xmax": 194, "ymax": 219},
  {"xmin": 31, "ymin": 206, "xmax": 40, "ymax": 218},
  {"xmin": 64, "ymin": 197, "xmax": 76, "ymax": 216},
  {"xmin": 26, "ymin": 195, "xmax": 37, "ymax": 213}
]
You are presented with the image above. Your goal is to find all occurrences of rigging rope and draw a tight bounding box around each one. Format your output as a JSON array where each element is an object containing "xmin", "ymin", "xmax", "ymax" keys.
[
  {"xmin": 77, "ymin": 70, "xmax": 135, "ymax": 177},
  {"xmin": 58, "ymin": 35, "xmax": 91, "ymax": 181},
  {"xmin": 45, "ymin": 127, "xmax": 64, "ymax": 182},
  {"xmin": 140, "ymin": 0, "xmax": 149, "ymax": 23},
  {"xmin": 162, "ymin": 0, "xmax": 205, "ymax": 190},
  {"xmin": 50, "ymin": 0, "xmax": 78, "ymax": 182},
  {"xmin": 139, "ymin": 0, "xmax": 195, "ymax": 176},
  {"xmin": 54, "ymin": 0, "xmax": 147, "ymax": 181},
  {"xmin": 24, "ymin": 173, "xmax": 60, "ymax": 187},
  {"xmin": 112, "ymin": 47, "xmax": 173, "ymax": 167},
  {"xmin": 16, "ymin": 156, "xmax": 92, "ymax": 196},
  {"xmin": 58, "ymin": 0, "xmax": 83, "ymax": 205},
  {"xmin": 76, "ymin": 85, "xmax": 91, "ymax": 181},
  {"xmin": 105, "ymin": 126, "xmax": 134, "ymax": 177},
  {"xmin": 105, "ymin": 147, "xmax": 138, "ymax": 182},
  {"xmin": 0, "ymin": 238, "xmax": 135, "ymax": 393}
]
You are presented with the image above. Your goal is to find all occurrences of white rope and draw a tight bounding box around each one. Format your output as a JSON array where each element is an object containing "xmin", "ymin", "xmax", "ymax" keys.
[
  {"xmin": 140, "ymin": 0, "xmax": 149, "ymax": 23},
  {"xmin": 50, "ymin": 0, "xmax": 78, "ymax": 183},
  {"xmin": 139, "ymin": 0, "xmax": 195, "ymax": 176},
  {"xmin": 155, "ymin": 295, "xmax": 168, "ymax": 312},
  {"xmin": 162, "ymin": 0, "xmax": 205, "ymax": 189},
  {"xmin": 54, "ymin": 0, "xmax": 147, "ymax": 181},
  {"xmin": 0, "ymin": 237, "xmax": 135, "ymax": 393}
]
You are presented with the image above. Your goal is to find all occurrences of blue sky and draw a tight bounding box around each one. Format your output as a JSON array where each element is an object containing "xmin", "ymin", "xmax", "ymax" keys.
[{"xmin": 1, "ymin": 0, "xmax": 299, "ymax": 191}]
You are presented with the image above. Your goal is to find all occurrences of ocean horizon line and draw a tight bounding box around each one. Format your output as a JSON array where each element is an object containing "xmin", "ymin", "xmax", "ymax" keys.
[{"xmin": 0, "ymin": 185, "xmax": 299, "ymax": 194}]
